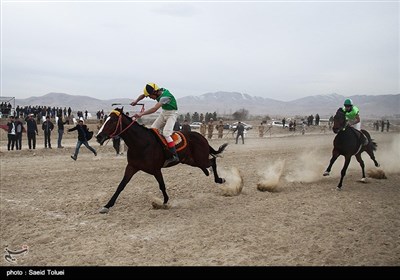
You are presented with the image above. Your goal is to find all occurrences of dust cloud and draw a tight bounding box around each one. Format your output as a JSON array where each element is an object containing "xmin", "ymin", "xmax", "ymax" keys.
[
  {"xmin": 373, "ymin": 134, "xmax": 400, "ymax": 174},
  {"xmin": 219, "ymin": 167, "xmax": 244, "ymax": 196},
  {"xmin": 256, "ymin": 159, "xmax": 285, "ymax": 192},
  {"xmin": 285, "ymin": 151, "xmax": 327, "ymax": 183}
]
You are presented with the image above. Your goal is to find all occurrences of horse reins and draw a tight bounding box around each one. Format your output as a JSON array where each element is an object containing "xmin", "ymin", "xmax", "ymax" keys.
[{"xmin": 109, "ymin": 105, "xmax": 145, "ymax": 138}]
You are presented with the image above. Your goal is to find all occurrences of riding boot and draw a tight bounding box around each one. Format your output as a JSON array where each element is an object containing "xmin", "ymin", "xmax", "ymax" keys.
[{"xmin": 163, "ymin": 146, "xmax": 180, "ymax": 167}]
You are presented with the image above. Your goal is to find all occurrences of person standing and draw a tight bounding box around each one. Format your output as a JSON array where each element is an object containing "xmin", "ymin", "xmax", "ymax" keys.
[
  {"xmin": 57, "ymin": 114, "xmax": 68, "ymax": 148},
  {"xmin": 234, "ymin": 121, "xmax": 245, "ymax": 144},
  {"xmin": 381, "ymin": 120, "xmax": 384, "ymax": 132},
  {"xmin": 15, "ymin": 115, "xmax": 24, "ymax": 150},
  {"xmin": 112, "ymin": 136, "xmax": 121, "ymax": 156},
  {"xmin": 258, "ymin": 122, "xmax": 265, "ymax": 137},
  {"xmin": 26, "ymin": 114, "xmax": 38, "ymax": 149},
  {"xmin": 200, "ymin": 121, "xmax": 207, "ymax": 137},
  {"xmin": 181, "ymin": 119, "xmax": 191, "ymax": 133},
  {"xmin": 207, "ymin": 118, "xmax": 214, "ymax": 139},
  {"xmin": 7, "ymin": 116, "xmax": 16, "ymax": 151},
  {"xmin": 131, "ymin": 83, "xmax": 179, "ymax": 167},
  {"xmin": 216, "ymin": 119, "xmax": 224, "ymax": 138},
  {"xmin": 68, "ymin": 119, "xmax": 97, "ymax": 160},
  {"xmin": 386, "ymin": 120, "xmax": 390, "ymax": 132},
  {"xmin": 42, "ymin": 115, "xmax": 54, "ymax": 149}
]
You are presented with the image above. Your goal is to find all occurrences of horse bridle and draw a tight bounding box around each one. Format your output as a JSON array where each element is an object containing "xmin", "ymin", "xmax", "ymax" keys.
[{"xmin": 108, "ymin": 110, "xmax": 137, "ymax": 138}]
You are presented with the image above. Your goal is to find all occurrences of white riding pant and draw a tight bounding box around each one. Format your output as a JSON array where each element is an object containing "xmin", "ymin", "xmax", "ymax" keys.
[
  {"xmin": 353, "ymin": 122, "xmax": 361, "ymax": 131},
  {"xmin": 151, "ymin": 110, "xmax": 177, "ymax": 143}
]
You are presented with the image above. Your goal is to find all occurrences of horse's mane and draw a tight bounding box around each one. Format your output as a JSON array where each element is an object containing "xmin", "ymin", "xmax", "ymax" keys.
[{"xmin": 336, "ymin": 107, "xmax": 345, "ymax": 114}]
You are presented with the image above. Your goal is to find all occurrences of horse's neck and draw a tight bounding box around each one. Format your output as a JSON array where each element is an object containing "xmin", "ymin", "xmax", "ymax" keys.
[{"xmin": 120, "ymin": 122, "xmax": 154, "ymax": 150}]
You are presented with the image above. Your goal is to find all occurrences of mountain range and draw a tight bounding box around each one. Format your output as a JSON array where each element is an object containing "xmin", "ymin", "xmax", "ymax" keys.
[{"xmin": 14, "ymin": 92, "xmax": 399, "ymax": 118}]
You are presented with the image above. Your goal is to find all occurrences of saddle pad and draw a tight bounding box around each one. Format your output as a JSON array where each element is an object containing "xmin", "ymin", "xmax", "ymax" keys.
[{"xmin": 151, "ymin": 129, "xmax": 187, "ymax": 152}]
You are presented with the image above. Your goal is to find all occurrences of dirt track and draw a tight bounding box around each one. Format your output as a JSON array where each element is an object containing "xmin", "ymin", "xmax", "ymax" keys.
[{"xmin": 1, "ymin": 127, "xmax": 399, "ymax": 266}]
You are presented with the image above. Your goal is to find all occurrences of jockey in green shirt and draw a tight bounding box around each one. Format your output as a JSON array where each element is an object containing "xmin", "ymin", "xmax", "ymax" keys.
[
  {"xmin": 131, "ymin": 83, "xmax": 179, "ymax": 167},
  {"xmin": 343, "ymin": 98, "xmax": 368, "ymax": 146}
]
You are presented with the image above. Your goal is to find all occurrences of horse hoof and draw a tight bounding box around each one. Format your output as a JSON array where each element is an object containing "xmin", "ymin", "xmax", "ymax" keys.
[
  {"xmin": 360, "ymin": 178, "xmax": 367, "ymax": 183},
  {"xmin": 151, "ymin": 201, "xmax": 170, "ymax": 209},
  {"xmin": 99, "ymin": 207, "xmax": 109, "ymax": 214},
  {"xmin": 221, "ymin": 178, "xmax": 226, "ymax": 184},
  {"xmin": 336, "ymin": 187, "xmax": 342, "ymax": 191},
  {"xmin": 323, "ymin": 171, "xmax": 330, "ymax": 176},
  {"xmin": 375, "ymin": 163, "xmax": 380, "ymax": 167}
]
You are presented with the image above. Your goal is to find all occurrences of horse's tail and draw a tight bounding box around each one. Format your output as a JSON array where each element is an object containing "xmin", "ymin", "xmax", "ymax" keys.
[
  {"xmin": 210, "ymin": 143, "xmax": 228, "ymax": 157},
  {"xmin": 362, "ymin": 129, "xmax": 377, "ymax": 151},
  {"xmin": 370, "ymin": 139, "xmax": 377, "ymax": 151}
]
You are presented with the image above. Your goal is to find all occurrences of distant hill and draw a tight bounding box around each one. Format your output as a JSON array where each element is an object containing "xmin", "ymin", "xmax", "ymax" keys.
[{"xmin": 14, "ymin": 92, "xmax": 400, "ymax": 118}]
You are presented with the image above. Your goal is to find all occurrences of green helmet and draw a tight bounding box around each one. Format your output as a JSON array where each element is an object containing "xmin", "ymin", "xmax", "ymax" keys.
[{"xmin": 344, "ymin": 98, "xmax": 353, "ymax": 106}]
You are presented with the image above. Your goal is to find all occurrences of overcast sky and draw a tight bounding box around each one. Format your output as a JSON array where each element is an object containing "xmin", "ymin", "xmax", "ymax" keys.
[{"xmin": 1, "ymin": 0, "xmax": 399, "ymax": 101}]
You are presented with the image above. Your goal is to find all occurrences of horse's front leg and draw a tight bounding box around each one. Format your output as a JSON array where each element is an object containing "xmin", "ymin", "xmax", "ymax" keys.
[
  {"xmin": 323, "ymin": 150, "xmax": 340, "ymax": 176},
  {"xmin": 100, "ymin": 165, "xmax": 138, "ymax": 214},
  {"xmin": 153, "ymin": 170, "xmax": 169, "ymax": 204},
  {"xmin": 355, "ymin": 153, "xmax": 366, "ymax": 182},
  {"xmin": 210, "ymin": 157, "xmax": 225, "ymax": 184},
  {"xmin": 337, "ymin": 156, "xmax": 352, "ymax": 189}
]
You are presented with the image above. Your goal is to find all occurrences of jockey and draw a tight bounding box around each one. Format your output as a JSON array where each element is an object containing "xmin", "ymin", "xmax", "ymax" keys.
[
  {"xmin": 131, "ymin": 83, "xmax": 179, "ymax": 167},
  {"xmin": 343, "ymin": 98, "xmax": 368, "ymax": 146}
]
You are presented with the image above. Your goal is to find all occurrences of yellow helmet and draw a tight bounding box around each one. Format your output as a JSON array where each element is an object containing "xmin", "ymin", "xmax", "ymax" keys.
[{"xmin": 143, "ymin": 83, "xmax": 159, "ymax": 97}]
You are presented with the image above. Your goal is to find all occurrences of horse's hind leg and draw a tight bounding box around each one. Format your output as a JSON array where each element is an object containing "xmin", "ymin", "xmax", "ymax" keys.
[
  {"xmin": 355, "ymin": 153, "xmax": 366, "ymax": 182},
  {"xmin": 154, "ymin": 170, "xmax": 169, "ymax": 204},
  {"xmin": 100, "ymin": 165, "xmax": 138, "ymax": 213},
  {"xmin": 323, "ymin": 150, "xmax": 340, "ymax": 176},
  {"xmin": 366, "ymin": 149, "xmax": 380, "ymax": 167},
  {"xmin": 210, "ymin": 157, "xmax": 225, "ymax": 184}
]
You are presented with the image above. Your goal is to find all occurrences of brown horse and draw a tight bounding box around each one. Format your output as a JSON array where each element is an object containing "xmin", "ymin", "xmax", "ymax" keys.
[
  {"xmin": 323, "ymin": 107, "xmax": 380, "ymax": 189},
  {"xmin": 96, "ymin": 108, "xmax": 228, "ymax": 213}
]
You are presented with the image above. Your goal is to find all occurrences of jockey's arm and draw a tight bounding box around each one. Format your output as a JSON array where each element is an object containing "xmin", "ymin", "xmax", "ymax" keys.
[
  {"xmin": 134, "ymin": 102, "xmax": 162, "ymax": 118},
  {"xmin": 348, "ymin": 114, "xmax": 361, "ymax": 126},
  {"xmin": 130, "ymin": 94, "xmax": 145, "ymax": 106}
]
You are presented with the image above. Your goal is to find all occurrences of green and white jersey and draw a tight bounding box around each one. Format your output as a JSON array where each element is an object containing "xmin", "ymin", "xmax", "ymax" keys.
[
  {"xmin": 343, "ymin": 106, "xmax": 359, "ymax": 121},
  {"xmin": 156, "ymin": 89, "xmax": 178, "ymax": 111}
]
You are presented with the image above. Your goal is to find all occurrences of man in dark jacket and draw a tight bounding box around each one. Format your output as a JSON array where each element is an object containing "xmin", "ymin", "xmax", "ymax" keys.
[
  {"xmin": 57, "ymin": 114, "xmax": 68, "ymax": 148},
  {"xmin": 181, "ymin": 119, "xmax": 191, "ymax": 133},
  {"xmin": 68, "ymin": 119, "xmax": 97, "ymax": 161},
  {"xmin": 42, "ymin": 115, "xmax": 54, "ymax": 148},
  {"xmin": 7, "ymin": 116, "xmax": 16, "ymax": 151},
  {"xmin": 26, "ymin": 114, "xmax": 38, "ymax": 149},
  {"xmin": 234, "ymin": 121, "xmax": 245, "ymax": 144},
  {"xmin": 15, "ymin": 115, "xmax": 24, "ymax": 150}
]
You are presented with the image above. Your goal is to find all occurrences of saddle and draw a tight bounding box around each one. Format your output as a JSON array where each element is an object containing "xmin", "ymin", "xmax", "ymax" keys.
[{"xmin": 151, "ymin": 129, "xmax": 188, "ymax": 152}]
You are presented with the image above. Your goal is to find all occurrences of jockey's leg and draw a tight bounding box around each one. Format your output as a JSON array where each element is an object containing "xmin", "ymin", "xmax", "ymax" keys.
[
  {"xmin": 162, "ymin": 110, "xmax": 179, "ymax": 167},
  {"xmin": 151, "ymin": 112, "xmax": 166, "ymax": 131},
  {"xmin": 353, "ymin": 123, "xmax": 368, "ymax": 146}
]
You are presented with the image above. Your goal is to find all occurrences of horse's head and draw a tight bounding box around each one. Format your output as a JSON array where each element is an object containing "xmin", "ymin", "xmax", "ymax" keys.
[
  {"xmin": 96, "ymin": 108, "xmax": 130, "ymax": 145},
  {"xmin": 332, "ymin": 107, "xmax": 346, "ymax": 134}
]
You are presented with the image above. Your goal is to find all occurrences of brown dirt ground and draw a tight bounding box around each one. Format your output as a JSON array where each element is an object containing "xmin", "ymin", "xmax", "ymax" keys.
[{"xmin": 1, "ymin": 124, "xmax": 399, "ymax": 266}]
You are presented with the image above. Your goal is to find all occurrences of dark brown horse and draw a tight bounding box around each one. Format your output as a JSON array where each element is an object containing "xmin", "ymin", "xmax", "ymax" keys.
[
  {"xmin": 323, "ymin": 107, "xmax": 380, "ymax": 189},
  {"xmin": 96, "ymin": 108, "xmax": 228, "ymax": 213}
]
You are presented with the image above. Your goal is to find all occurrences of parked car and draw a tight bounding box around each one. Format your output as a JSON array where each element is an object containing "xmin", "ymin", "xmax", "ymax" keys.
[
  {"xmin": 190, "ymin": 122, "xmax": 202, "ymax": 129},
  {"xmin": 230, "ymin": 122, "xmax": 253, "ymax": 131},
  {"xmin": 270, "ymin": 121, "xmax": 289, "ymax": 128}
]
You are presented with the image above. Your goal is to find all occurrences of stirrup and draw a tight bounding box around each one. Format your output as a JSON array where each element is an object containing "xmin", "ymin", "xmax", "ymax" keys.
[{"xmin": 163, "ymin": 156, "xmax": 179, "ymax": 167}]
